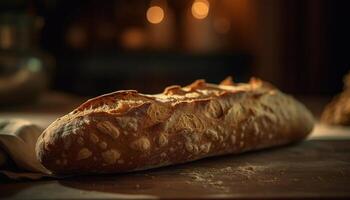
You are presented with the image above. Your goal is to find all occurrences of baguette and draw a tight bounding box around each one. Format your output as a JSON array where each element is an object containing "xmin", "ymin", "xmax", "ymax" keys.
[{"xmin": 36, "ymin": 77, "xmax": 314, "ymax": 175}]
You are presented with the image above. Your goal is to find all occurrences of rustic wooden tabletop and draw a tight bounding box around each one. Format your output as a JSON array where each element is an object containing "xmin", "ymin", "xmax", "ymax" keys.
[{"xmin": 1, "ymin": 139, "xmax": 350, "ymax": 199}]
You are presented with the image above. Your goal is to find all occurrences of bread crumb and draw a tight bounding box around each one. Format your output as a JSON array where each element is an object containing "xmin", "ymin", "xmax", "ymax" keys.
[
  {"xmin": 180, "ymin": 163, "xmax": 267, "ymax": 191},
  {"xmin": 181, "ymin": 171, "xmax": 227, "ymax": 191}
]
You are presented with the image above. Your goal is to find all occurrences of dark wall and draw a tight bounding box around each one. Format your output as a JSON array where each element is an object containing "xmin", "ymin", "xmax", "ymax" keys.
[
  {"xmin": 277, "ymin": 0, "xmax": 349, "ymax": 95},
  {"xmin": 1, "ymin": 0, "xmax": 348, "ymax": 96}
]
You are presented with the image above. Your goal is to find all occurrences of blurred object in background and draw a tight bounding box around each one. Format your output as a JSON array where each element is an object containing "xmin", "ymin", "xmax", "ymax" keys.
[
  {"xmin": 40, "ymin": 0, "xmax": 251, "ymax": 96},
  {"xmin": 0, "ymin": 0, "xmax": 348, "ymax": 99},
  {"xmin": 0, "ymin": 1, "xmax": 54, "ymax": 106},
  {"xmin": 321, "ymin": 71, "xmax": 350, "ymax": 126}
]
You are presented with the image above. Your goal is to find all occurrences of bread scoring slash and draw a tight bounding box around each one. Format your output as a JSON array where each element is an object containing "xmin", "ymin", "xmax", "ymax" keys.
[{"xmin": 36, "ymin": 77, "xmax": 314, "ymax": 175}]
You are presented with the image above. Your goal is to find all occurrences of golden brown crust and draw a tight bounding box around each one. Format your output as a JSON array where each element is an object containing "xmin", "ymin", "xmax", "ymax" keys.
[
  {"xmin": 220, "ymin": 76, "xmax": 234, "ymax": 86},
  {"xmin": 36, "ymin": 78, "xmax": 314, "ymax": 175}
]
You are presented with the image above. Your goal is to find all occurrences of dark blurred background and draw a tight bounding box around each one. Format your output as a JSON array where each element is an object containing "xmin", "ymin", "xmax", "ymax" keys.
[{"xmin": 0, "ymin": 0, "xmax": 349, "ymax": 99}]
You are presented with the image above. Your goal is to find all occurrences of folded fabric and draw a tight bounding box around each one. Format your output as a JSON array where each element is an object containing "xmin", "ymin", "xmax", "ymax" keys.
[{"xmin": 0, "ymin": 119, "xmax": 51, "ymax": 180}]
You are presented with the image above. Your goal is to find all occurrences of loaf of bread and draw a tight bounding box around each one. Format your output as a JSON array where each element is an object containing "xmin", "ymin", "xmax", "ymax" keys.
[
  {"xmin": 321, "ymin": 91, "xmax": 350, "ymax": 126},
  {"xmin": 321, "ymin": 71, "xmax": 350, "ymax": 126},
  {"xmin": 36, "ymin": 77, "xmax": 314, "ymax": 175}
]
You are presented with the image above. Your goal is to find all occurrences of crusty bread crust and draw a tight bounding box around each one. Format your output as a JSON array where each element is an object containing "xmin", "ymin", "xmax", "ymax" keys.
[
  {"xmin": 36, "ymin": 78, "xmax": 314, "ymax": 175},
  {"xmin": 321, "ymin": 91, "xmax": 350, "ymax": 125}
]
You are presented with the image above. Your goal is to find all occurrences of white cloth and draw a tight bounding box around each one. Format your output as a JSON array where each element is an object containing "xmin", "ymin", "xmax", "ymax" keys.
[{"xmin": 0, "ymin": 119, "xmax": 51, "ymax": 179}]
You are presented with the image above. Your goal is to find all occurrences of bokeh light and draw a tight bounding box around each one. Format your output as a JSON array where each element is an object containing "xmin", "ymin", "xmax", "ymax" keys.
[
  {"xmin": 121, "ymin": 28, "xmax": 146, "ymax": 49},
  {"xmin": 147, "ymin": 6, "xmax": 165, "ymax": 24},
  {"xmin": 191, "ymin": 0, "xmax": 210, "ymax": 20}
]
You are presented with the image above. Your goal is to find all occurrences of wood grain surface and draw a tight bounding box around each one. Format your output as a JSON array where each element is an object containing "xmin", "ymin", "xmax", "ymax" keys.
[{"xmin": 1, "ymin": 140, "xmax": 350, "ymax": 199}]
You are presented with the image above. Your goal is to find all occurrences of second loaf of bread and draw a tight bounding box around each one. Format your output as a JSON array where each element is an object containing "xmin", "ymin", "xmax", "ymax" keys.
[{"xmin": 36, "ymin": 78, "xmax": 314, "ymax": 174}]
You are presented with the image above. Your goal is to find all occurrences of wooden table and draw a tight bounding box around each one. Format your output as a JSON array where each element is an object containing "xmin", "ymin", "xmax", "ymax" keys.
[
  {"xmin": 1, "ymin": 94, "xmax": 350, "ymax": 199},
  {"xmin": 1, "ymin": 139, "xmax": 349, "ymax": 199}
]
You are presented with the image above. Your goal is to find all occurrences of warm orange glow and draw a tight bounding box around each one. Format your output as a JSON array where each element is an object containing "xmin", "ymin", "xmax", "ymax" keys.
[
  {"xmin": 191, "ymin": 0, "xmax": 210, "ymax": 20},
  {"xmin": 66, "ymin": 26, "xmax": 87, "ymax": 49},
  {"xmin": 121, "ymin": 28, "xmax": 145, "ymax": 49},
  {"xmin": 146, "ymin": 6, "xmax": 165, "ymax": 24},
  {"xmin": 0, "ymin": 26, "xmax": 12, "ymax": 49},
  {"xmin": 213, "ymin": 17, "xmax": 231, "ymax": 34}
]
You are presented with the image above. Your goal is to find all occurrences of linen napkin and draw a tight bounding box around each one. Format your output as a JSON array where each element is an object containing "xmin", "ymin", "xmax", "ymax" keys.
[{"xmin": 0, "ymin": 119, "xmax": 52, "ymax": 180}]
